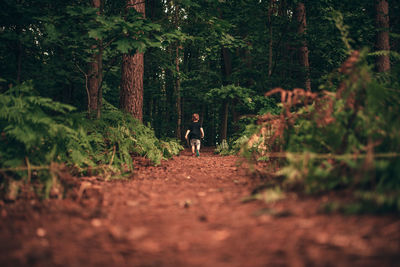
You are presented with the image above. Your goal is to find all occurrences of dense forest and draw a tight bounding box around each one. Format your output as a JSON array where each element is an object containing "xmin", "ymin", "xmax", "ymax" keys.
[
  {"xmin": 1, "ymin": 1, "xmax": 400, "ymax": 266},
  {"xmin": 1, "ymin": 0, "xmax": 400, "ymax": 211}
]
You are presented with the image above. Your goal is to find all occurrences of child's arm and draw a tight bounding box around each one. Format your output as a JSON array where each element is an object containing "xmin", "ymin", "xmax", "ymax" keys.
[
  {"xmin": 200, "ymin": 128, "xmax": 204, "ymax": 139},
  {"xmin": 185, "ymin": 130, "xmax": 190, "ymax": 139}
]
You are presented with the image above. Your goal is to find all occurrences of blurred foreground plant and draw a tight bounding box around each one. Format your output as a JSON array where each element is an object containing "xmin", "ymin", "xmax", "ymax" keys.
[{"xmin": 240, "ymin": 49, "xmax": 400, "ymax": 213}]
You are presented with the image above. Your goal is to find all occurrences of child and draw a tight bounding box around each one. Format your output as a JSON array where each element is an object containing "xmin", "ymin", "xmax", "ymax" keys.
[{"xmin": 185, "ymin": 113, "xmax": 204, "ymax": 157}]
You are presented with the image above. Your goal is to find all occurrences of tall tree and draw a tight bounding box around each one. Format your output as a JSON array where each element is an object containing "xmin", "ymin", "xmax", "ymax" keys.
[
  {"xmin": 88, "ymin": 0, "xmax": 103, "ymax": 118},
  {"xmin": 15, "ymin": 24, "xmax": 23, "ymax": 84},
  {"xmin": 120, "ymin": 0, "xmax": 145, "ymax": 121},
  {"xmin": 375, "ymin": 0, "xmax": 390, "ymax": 72},
  {"xmin": 219, "ymin": 47, "xmax": 232, "ymax": 142},
  {"xmin": 268, "ymin": 0, "xmax": 274, "ymax": 77},
  {"xmin": 218, "ymin": 4, "xmax": 232, "ymax": 143},
  {"xmin": 295, "ymin": 2, "xmax": 311, "ymax": 91},
  {"xmin": 174, "ymin": 2, "xmax": 182, "ymax": 140}
]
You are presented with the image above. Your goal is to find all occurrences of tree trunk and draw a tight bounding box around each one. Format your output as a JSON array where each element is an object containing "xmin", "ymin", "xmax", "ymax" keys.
[
  {"xmin": 96, "ymin": 43, "xmax": 103, "ymax": 119},
  {"xmin": 220, "ymin": 101, "xmax": 229, "ymax": 142},
  {"xmin": 211, "ymin": 106, "xmax": 216, "ymax": 146},
  {"xmin": 120, "ymin": 0, "xmax": 145, "ymax": 122},
  {"xmin": 175, "ymin": 47, "xmax": 181, "ymax": 140},
  {"xmin": 16, "ymin": 42, "xmax": 22, "ymax": 84},
  {"xmin": 88, "ymin": 55, "xmax": 99, "ymax": 116},
  {"xmin": 88, "ymin": 0, "xmax": 103, "ymax": 118},
  {"xmin": 165, "ymin": 46, "xmax": 175, "ymax": 132},
  {"xmin": 296, "ymin": 2, "xmax": 311, "ymax": 91},
  {"xmin": 15, "ymin": 24, "xmax": 23, "ymax": 84},
  {"xmin": 200, "ymin": 104, "xmax": 205, "ymax": 126},
  {"xmin": 375, "ymin": 0, "xmax": 390, "ymax": 72},
  {"xmin": 268, "ymin": 0, "xmax": 274, "ymax": 77},
  {"xmin": 221, "ymin": 48, "xmax": 232, "ymax": 80},
  {"xmin": 220, "ymin": 47, "xmax": 232, "ymax": 142},
  {"xmin": 276, "ymin": 0, "xmax": 289, "ymax": 85},
  {"xmin": 174, "ymin": 3, "xmax": 182, "ymax": 140}
]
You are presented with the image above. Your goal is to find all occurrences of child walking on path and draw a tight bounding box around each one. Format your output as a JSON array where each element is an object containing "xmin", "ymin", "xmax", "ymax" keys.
[{"xmin": 185, "ymin": 113, "xmax": 204, "ymax": 157}]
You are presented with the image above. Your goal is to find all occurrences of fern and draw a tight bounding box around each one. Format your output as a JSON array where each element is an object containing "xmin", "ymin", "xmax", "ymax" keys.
[
  {"xmin": 0, "ymin": 82, "xmax": 77, "ymax": 167},
  {"xmin": 239, "ymin": 50, "xmax": 400, "ymax": 212},
  {"xmin": 0, "ymin": 82, "xmax": 183, "ymax": 199}
]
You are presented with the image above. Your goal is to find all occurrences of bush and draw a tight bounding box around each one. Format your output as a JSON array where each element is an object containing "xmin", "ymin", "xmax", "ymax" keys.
[
  {"xmin": 0, "ymin": 82, "xmax": 183, "ymax": 199},
  {"xmin": 240, "ymin": 50, "xmax": 400, "ymax": 213}
]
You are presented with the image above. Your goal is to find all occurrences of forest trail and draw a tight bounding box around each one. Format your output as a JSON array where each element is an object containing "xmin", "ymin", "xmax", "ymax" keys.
[{"xmin": 0, "ymin": 148, "xmax": 399, "ymax": 267}]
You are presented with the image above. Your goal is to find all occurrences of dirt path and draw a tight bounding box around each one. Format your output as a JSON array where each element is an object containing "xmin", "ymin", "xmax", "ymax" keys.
[{"xmin": 1, "ymin": 148, "xmax": 399, "ymax": 267}]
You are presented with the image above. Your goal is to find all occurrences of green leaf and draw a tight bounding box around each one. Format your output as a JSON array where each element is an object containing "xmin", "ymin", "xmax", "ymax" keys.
[{"xmin": 114, "ymin": 39, "xmax": 132, "ymax": 53}]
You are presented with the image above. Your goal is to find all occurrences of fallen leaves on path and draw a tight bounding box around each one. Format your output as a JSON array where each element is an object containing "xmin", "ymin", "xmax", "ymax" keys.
[{"xmin": 0, "ymin": 148, "xmax": 399, "ymax": 267}]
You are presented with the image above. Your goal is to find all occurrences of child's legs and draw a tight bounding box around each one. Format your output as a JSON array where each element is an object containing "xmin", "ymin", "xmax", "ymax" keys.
[
  {"xmin": 196, "ymin": 142, "xmax": 201, "ymax": 152},
  {"xmin": 190, "ymin": 139, "xmax": 201, "ymax": 153}
]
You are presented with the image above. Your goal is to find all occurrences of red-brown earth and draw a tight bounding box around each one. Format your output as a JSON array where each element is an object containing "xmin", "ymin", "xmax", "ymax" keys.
[{"xmin": 0, "ymin": 148, "xmax": 399, "ymax": 267}]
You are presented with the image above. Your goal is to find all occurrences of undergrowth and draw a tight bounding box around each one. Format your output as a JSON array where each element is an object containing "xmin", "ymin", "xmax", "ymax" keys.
[
  {"xmin": 238, "ymin": 48, "xmax": 400, "ymax": 213},
  {"xmin": 232, "ymin": 11, "xmax": 400, "ymax": 214},
  {"xmin": 0, "ymin": 82, "xmax": 183, "ymax": 199}
]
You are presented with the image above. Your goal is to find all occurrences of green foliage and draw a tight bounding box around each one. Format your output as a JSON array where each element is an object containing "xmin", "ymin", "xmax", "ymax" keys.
[
  {"xmin": 0, "ymin": 82, "xmax": 183, "ymax": 198},
  {"xmin": 68, "ymin": 107, "xmax": 183, "ymax": 169},
  {"xmin": 159, "ymin": 138, "xmax": 185, "ymax": 158},
  {"xmin": 213, "ymin": 94, "xmax": 279, "ymax": 156},
  {"xmin": 240, "ymin": 49, "xmax": 400, "ymax": 213},
  {"xmin": 322, "ymin": 188, "xmax": 400, "ymax": 214},
  {"xmin": 206, "ymin": 84, "xmax": 254, "ymax": 106},
  {"xmin": 214, "ymin": 139, "xmax": 230, "ymax": 155},
  {"xmin": 329, "ymin": 10, "xmax": 354, "ymax": 53},
  {"xmin": 214, "ymin": 122, "xmax": 259, "ymax": 156},
  {"xmin": 0, "ymin": 81, "xmax": 78, "ymax": 168},
  {"xmin": 242, "ymin": 186, "xmax": 285, "ymax": 204}
]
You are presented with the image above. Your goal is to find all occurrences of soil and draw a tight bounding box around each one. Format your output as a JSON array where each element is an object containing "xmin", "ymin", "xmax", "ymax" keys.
[{"xmin": 0, "ymin": 148, "xmax": 399, "ymax": 267}]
